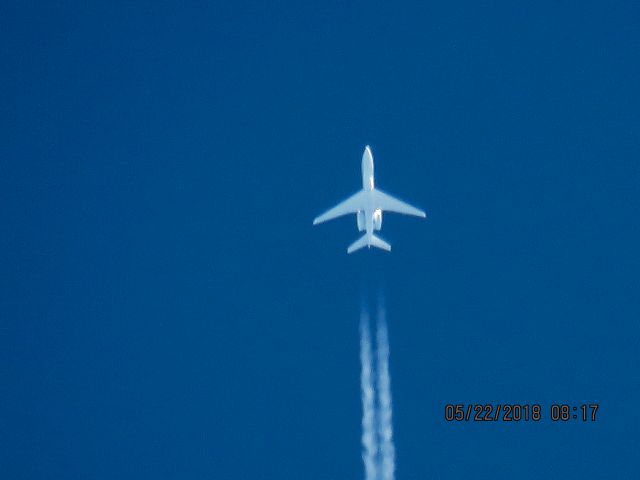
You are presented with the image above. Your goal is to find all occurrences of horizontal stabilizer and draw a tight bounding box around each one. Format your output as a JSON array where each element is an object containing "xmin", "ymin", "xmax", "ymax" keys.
[{"xmin": 347, "ymin": 234, "xmax": 391, "ymax": 254}]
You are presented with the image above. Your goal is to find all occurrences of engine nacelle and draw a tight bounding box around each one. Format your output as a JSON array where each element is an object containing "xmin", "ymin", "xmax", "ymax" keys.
[
  {"xmin": 373, "ymin": 209, "xmax": 382, "ymax": 230},
  {"xmin": 357, "ymin": 210, "xmax": 365, "ymax": 231}
]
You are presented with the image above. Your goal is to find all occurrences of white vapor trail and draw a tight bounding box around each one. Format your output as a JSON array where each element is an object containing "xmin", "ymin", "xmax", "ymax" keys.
[
  {"xmin": 359, "ymin": 303, "xmax": 396, "ymax": 480},
  {"xmin": 360, "ymin": 311, "xmax": 377, "ymax": 480},
  {"xmin": 376, "ymin": 311, "xmax": 395, "ymax": 480}
]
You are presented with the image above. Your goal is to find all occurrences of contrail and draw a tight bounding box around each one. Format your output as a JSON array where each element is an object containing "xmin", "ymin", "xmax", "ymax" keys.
[
  {"xmin": 359, "ymin": 299, "xmax": 397, "ymax": 480},
  {"xmin": 376, "ymin": 308, "xmax": 395, "ymax": 480},
  {"xmin": 359, "ymin": 311, "xmax": 378, "ymax": 480}
]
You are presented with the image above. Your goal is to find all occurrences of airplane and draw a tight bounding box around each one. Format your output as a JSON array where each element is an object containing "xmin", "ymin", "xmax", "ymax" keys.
[{"xmin": 313, "ymin": 145, "xmax": 426, "ymax": 253}]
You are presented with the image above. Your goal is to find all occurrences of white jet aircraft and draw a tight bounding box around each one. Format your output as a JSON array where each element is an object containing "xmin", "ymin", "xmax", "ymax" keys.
[{"xmin": 313, "ymin": 145, "xmax": 426, "ymax": 253}]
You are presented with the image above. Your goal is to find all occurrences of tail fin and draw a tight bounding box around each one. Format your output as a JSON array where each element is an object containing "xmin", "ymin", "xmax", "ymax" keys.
[{"xmin": 347, "ymin": 234, "xmax": 391, "ymax": 254}]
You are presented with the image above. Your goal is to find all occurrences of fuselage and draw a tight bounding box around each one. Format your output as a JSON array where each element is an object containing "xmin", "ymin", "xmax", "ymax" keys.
[
  {"xmin": 360, "ymin": 146, "xmax": 381, "ymax": 238},
  {"xmin": 312, "ymin": 144, "xmax": 425, "ymax": 253}
]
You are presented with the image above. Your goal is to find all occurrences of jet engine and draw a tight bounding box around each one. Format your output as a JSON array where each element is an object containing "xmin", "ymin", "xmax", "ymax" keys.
[
  {"xmin": 357, "ymin": 210, "xmax": 365, "ymax": 231},
  {"xmin": 373, "ymin": 209, "xmax": 382, "ymax": 230}
]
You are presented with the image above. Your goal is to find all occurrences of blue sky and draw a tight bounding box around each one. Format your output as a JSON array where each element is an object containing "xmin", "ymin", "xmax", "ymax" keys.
[{"xmin": 2, "ymin": 1, "xmax": 640, "ymax": 478}]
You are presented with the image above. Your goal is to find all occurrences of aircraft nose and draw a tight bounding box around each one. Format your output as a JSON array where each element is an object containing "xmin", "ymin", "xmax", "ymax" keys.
[{"xmin": 363, "ymin": 145, "xmax": 373, "ymax": 161}]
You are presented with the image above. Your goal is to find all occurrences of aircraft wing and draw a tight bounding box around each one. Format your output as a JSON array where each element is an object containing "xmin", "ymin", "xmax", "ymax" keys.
[
  {"xmin": 313, "ymin": 191, "xmax": 365, "ymax": 225},
  {"xmin": 374, "ymin": 189, "xmax": 426, "ymax": 218}
]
